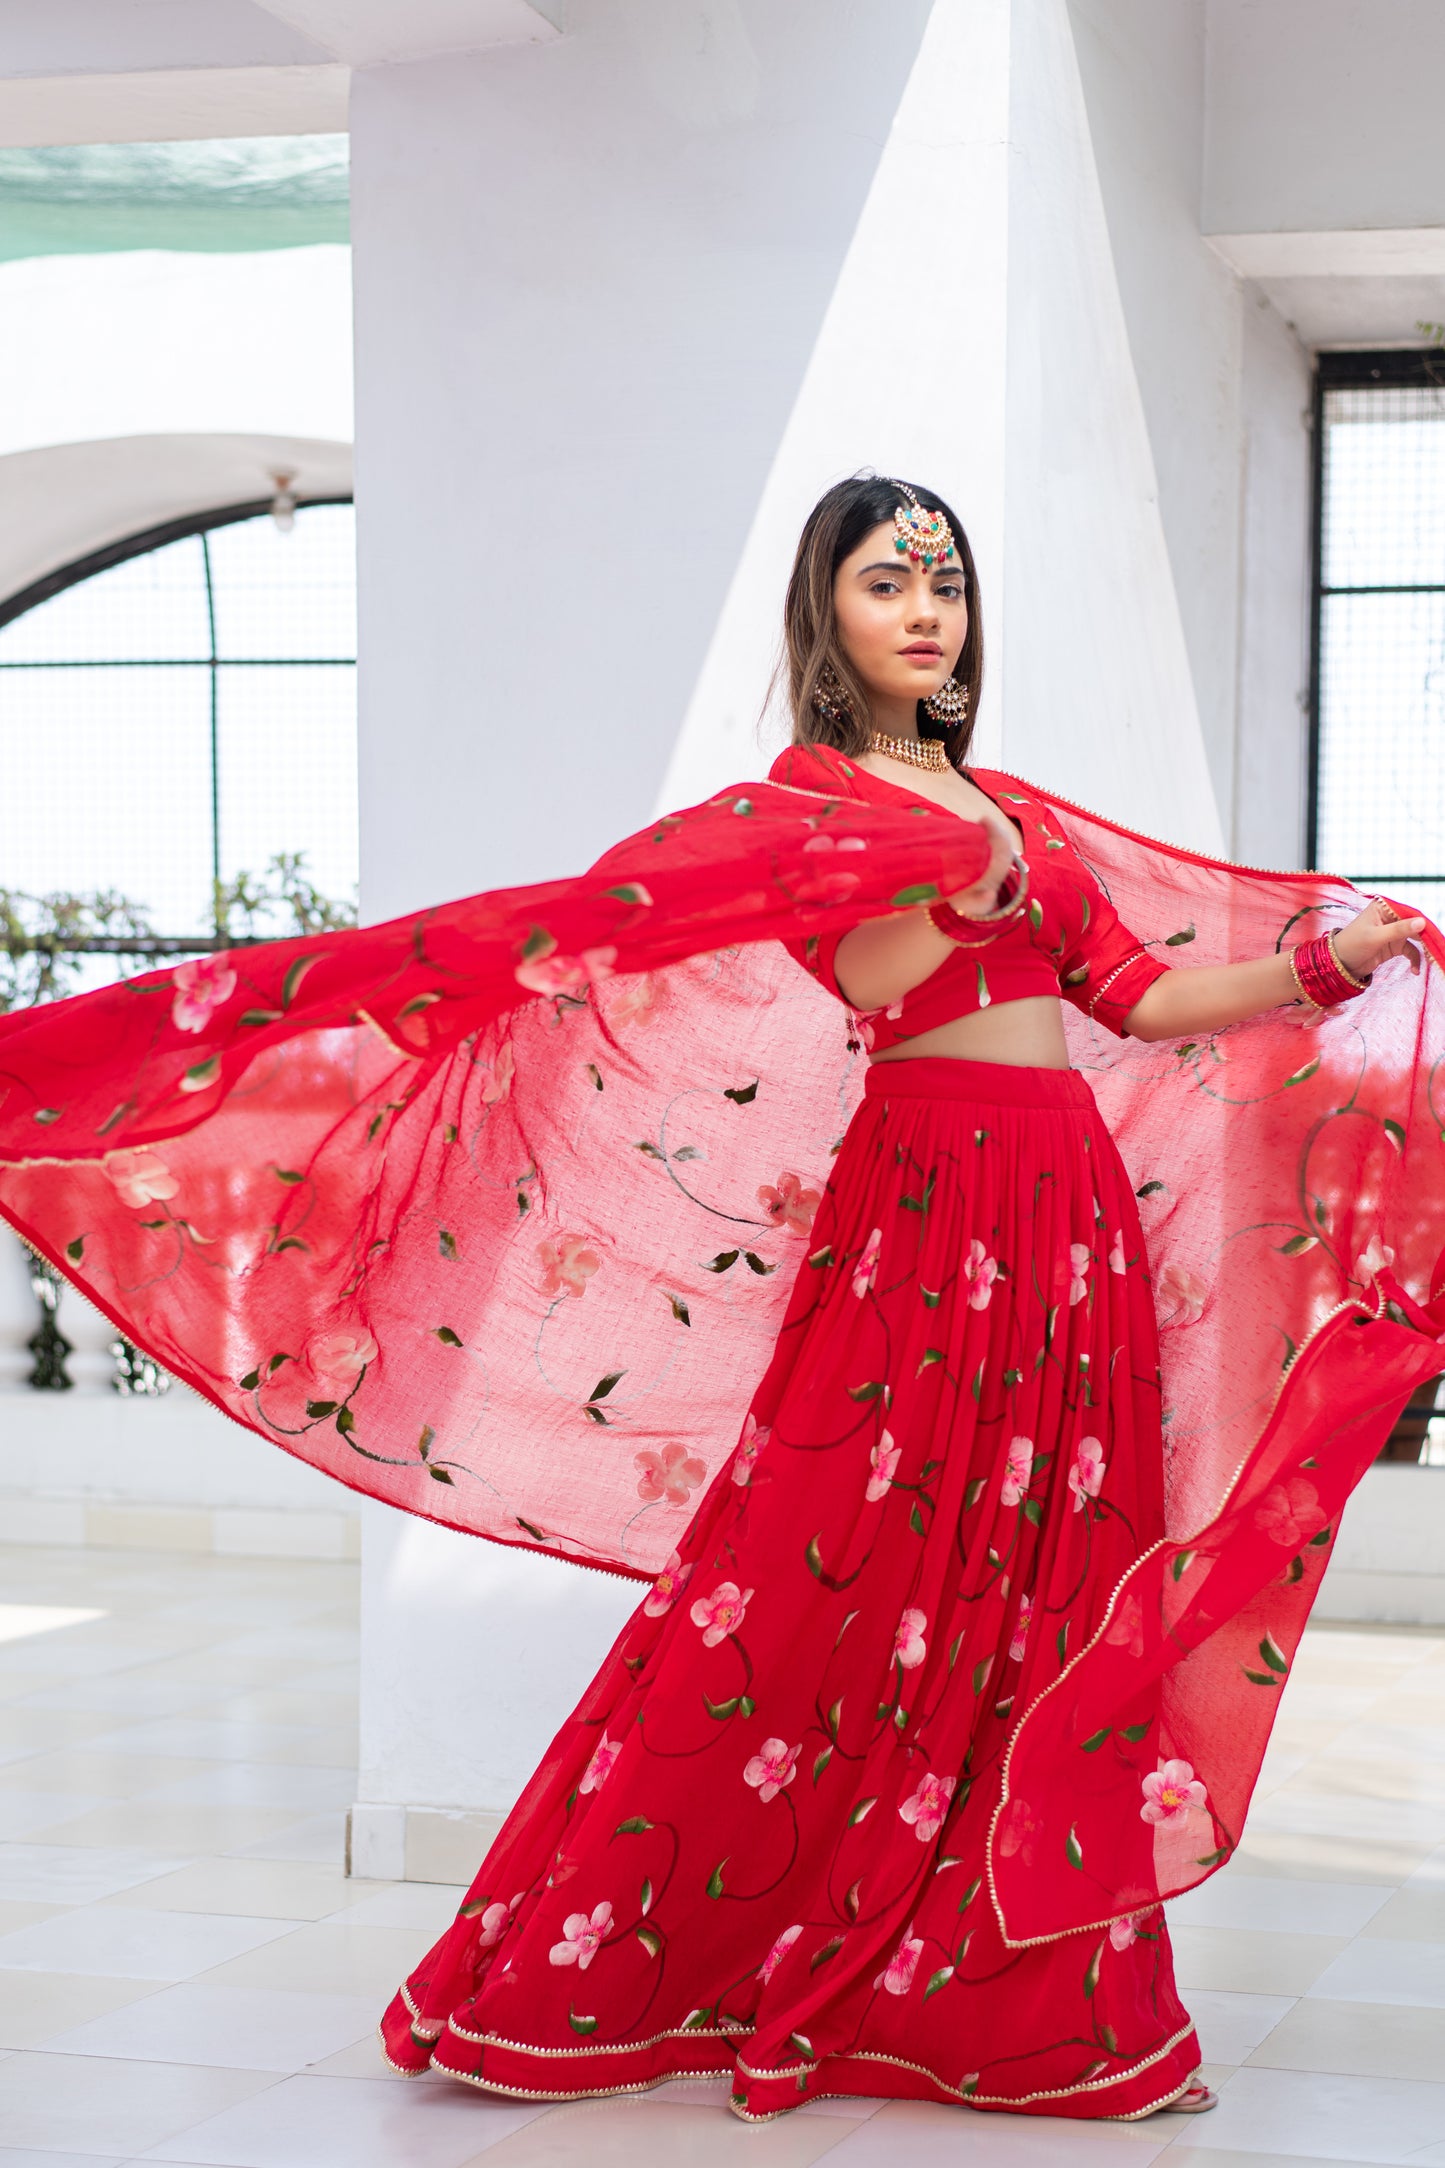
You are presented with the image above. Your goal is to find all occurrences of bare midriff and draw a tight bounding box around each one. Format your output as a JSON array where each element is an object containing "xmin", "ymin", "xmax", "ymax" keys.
[{"xmin": 867, "ymin": 994, "xmax": 1072, "ymax": 1071}]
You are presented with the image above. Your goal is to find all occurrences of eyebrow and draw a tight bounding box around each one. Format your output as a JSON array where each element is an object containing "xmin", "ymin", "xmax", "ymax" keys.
[{"xmin": 854, "ymin": 560, "xmax": 963, "ymax": 578}]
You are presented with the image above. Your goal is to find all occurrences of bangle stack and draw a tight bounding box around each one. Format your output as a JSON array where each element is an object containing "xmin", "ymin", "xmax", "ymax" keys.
[
  {"xmin": 1288, "ymin": 932, "xmax": 1371, "ymax": 1010},
  {"xmin": 928, "ymin": 856, "xmax": 1030, "ymax": 947}
]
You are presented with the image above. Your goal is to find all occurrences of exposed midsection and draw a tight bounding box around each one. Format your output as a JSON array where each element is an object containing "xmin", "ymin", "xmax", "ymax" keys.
[{"xmin": 867, "ymin": 995, "xmax": 1072, "ymax": 1070}]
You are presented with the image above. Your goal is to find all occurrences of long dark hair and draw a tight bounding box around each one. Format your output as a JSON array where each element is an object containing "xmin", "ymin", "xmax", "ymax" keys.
[{"xmin": 781, "ymin": 473, "xmax": 983, "ymax": 770}]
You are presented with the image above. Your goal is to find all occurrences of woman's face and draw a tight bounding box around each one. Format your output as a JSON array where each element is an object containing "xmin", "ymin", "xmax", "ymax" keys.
[{"xmin": 832, "ymin": 518, "xmax": 968, "ymax": 716}]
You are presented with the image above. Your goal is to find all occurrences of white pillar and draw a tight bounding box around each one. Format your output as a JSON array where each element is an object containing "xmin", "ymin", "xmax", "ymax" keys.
[
  {"xmin": 0, "ymin": 1228, "xmax": 37, "ymax": 1392},
  {"xmin": 347, "ymin": 0, "xmax": 939, "ymax": 1872}
]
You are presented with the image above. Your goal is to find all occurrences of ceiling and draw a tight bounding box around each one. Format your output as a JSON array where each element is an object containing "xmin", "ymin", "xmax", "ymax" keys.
[{"xmin": 0, "ymin": 1, "xmax": 562, "ymax": 145}]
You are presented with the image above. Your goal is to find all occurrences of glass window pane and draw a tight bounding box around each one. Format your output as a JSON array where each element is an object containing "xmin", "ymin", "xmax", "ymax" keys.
[
  {"xmin": 1322, "ymin": 389, "xmax": 1445, "ymax": 592},
  {"xmin": 0, "ymin": 534, "xmax": 211, "ymax": 663},
  {"xmin": 0, "ymin": 664, "xmax": 214, "ymax": 932},
  {"xmin": 215, "ymin": 662, "xmax": 358, "ymax": 928},
  {"xmin": 1316, "ymin": 591, "xmax": 1445, "ymax": 880},
  {"xmin": 206, "ymin": 504, "xmax": 356, "ymax": 660}
]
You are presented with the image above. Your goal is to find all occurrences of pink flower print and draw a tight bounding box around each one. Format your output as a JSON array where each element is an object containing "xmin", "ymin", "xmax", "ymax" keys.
[
  {"xmin": 874, "ymin": 1921, "xmax": 924, "ymax": 1996},
  {"xmin": 1156, "ymin": 1260, "xmax": 1208, "ymax": 1326},
  {"xmin": 1001, "ymin": 1435, "xmax": 1033, "ymax": 1508},
  {"xmin": 1068, "ymin": 1242, "xmax": 1092, "ymax": 1305},
  {"xmin": 1069, "ymin": 1436, "xmax": 1106, "ymax": 1512},
  {"xmin": 1356, "ymin": 1234, "xmax": 1395, "ymax": 1286},
  {"xmin": 578, "ymin": 1734, "xmax": 621, "ymax": 1795},
  {"xmin": 1009, "ymin": 1591, "xmax": 1034, "ymax": 1664},
  {"xmin": 104, "ymin": 1149, "xmax": 179, "ymax": 1208},
  {"xmin": 797, "ymin": 832, "xmax": 866, "ymax": 906},
  {"xmin": 515, "ymin": 944, "xmax": 617, "ymax": 997},
  {"xmin": 731, "ymin": 1412, "xmax": 770, "ymax": 1486},
  {"xmin": 548, "ymin": 1899, "xmax": 613, "ymax": 1971},
  {"xmin": 643, "ymin": 1549, "xmax": 693, "ymax": 1617},
  {"xmin": 852, "ymin": 1227, "xmax": 882, "ymax": 1299},
  {"xmin": 536, "ymin": 1232, "xmax": 601, "ymax": 1298},
  {"xmin": 170, "ymin": 954, "xmax": 237, "ymax": 1034},
  {"xmin": 866, "ymin": 1430, "xmax": 900, "ymax": 1502},
  {"xmin": 306, "ymin": 1327, "xmax": 379, "ymax": 1398},
  {"xmin": 1252, "ymin": 1475, "xmax": 1321, "ymax": 1549},
  {"xmin": 757, "ymin": 1923, "xmax": 802, "ymax": 1984},
  {"xmin": 893, "ymin": 1607, "xmax": 928, "ymax": 1671},
  {"xmin": 1109, "ymin": 1911, "xmax": 1145, "ymax": 1952},
  {"xmin": 1108, "ymin": 1229, "xmax": 1127, "ymax": 1275},
  {"xmin": 743, "ymin": 1737, "xmax": 799, "ymax": 1803},
  {"xmin": 1140, "ymin": 1759, "xmax": 1207, "ymax": 1830},
  {"xmin": 608, "ymin": 971, "xmax": 658, "ymax": 1031},
  {"xmin": 757, "ymin": 1170, "xmax": 821, "ymax": 1235},
  {"xmin": 476, "ymin": 1891, "xmax": 525, "ymax": 1948},
  {"xmin": 690, "ymin": 1580, "xmax": 753, "ymax": 1647},
  {"xmin": 1103, "ymin": 1591, "xmax": 1146, "ymax": 1659},
  {"xmin": 479, "ymin": 1041, "xmax": 515, "ymax": 1105},
  {"xmin": 898, "ymin": 1769, "xmax": 955, "ymax": 1844},
  {"xmin": 634, "ymin": 1442, "xmax": 707, "ymax": 1505},
  {"xmin": 963, "ymin": 1239, "xmax": 998, "ymax": 1310}
]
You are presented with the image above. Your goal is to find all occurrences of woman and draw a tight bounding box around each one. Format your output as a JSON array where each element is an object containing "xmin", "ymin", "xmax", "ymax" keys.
[
  {"xmin": 0, "ymin": 477, "xmax": 1436, "ymax": 2126},
  {"xmin": 377, "ymin": 476, "xmax": 1415, "ymax": 2122}
]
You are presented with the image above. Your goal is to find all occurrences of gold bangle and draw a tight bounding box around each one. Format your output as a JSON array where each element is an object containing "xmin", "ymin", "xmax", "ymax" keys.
[
  {"xmin": 1325, "ymin": 932, "xmax": 1370, "ymax": 993},
  {"xmin": 1288, "ymin": 949, "xmax": 1321, "ymax": 1009}
]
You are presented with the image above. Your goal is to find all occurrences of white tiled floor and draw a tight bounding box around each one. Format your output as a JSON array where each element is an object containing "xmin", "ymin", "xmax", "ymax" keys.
[{"xmin": 1, "ymin": 1544, "xmax": 1443, "ymax": 2164}]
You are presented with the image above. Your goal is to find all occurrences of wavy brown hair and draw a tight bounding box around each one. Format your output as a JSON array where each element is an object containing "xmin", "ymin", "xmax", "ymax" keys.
[{"xmin": 781, "ymin": 474, "xmax": 983, "ymax": 769}]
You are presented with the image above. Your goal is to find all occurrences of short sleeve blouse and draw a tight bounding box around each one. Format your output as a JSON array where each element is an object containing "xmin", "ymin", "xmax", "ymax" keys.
[{"xmin": 768, "ymin": 742, "xmax": 1170, "ymax": 1044}]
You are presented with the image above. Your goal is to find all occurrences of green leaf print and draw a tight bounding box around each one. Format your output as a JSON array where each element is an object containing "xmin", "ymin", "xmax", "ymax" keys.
[
  {"xmin": 568, "ymin": 2006, "xmax": 598, "ymax": 2034},
  {"xmin": 1080, "ymin": 1727, "xmax": 1111, "ymax": 1753},
  {"xmin": 614, "ymin": 1816, "xmax": 654, "ymax": 1835},
  {"xmin": 1285, "ymin": 1056, "xmax": 1322, "ymax": 1088},
  {"xmin": 1384, "ymin": 1117, "xmax": 1406, "ymax": 1150},
  {"xmin": 639, "ymin": 1877, "xmax": 654, "ymax": 1914},
  {"xmin": 636, "ymin": 1925, "xmax": 663, "ymax": 1958},
  {"xmin": 723, "ymin": 1079, "xmax": 759, "ymax": 1104},
  {"xmin": 1165, "ymin": 924, "xmax": 1197, "ymax": 946},
  {"xmin": 810, "ymin": 1937, "xmax": 844, "ymax": 1973},
  {"xmin": 1082, "ymin": 1938, "xmax": 1105, "ymax": 1998},
  {"xmin": 434, "ymin": 1327, "xmax": 463, "ymax": 1346},
  {"xmin": 1120, "ymin": 1721, "xmax": 1152, "ymax": 1743},
  {"xmin": 812, "ymin": 1746, "xmax": 833, "ymax": 1785},
  {"xmin": 848, "ymin": 1798, "xmax": 876, "ymax": 1827},
  {"xmin": 1259, "ymin": 1632, "xmax": 1290, "ymax": 1674},
  {"xmin": 923, "ymin": 1966, "xmax": 954, "ymax": 2001},
  {"xmin": 1066, "ymin": 1826, "xmax": 1084, "ymax": 1871},
  {"xmin": 705, "ymin": 1859, "xmax": 728, "ymax": 1899}
]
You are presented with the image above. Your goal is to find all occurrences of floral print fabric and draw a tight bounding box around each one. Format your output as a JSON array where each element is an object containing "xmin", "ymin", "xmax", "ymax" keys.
[
  {"xmin": 380, "ymin": 1060, "xmax": 1199, "ymax": 2119},
  {"xmin": 0, "ymin": 771, "xmax": 1442, "ymax": 1945}
]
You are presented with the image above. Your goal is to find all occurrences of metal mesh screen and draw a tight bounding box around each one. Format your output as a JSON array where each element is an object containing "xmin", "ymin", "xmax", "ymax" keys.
[
  {"xmin": 0, "ymin": 502, "xmax": 357, "ymax": 982},
  {"xmin": 1316, "ymin": 379, "xmax": 1445, "ymax": 904},
  {"xmin": 1316, "ymin": 365, "xmax": 1445, "ymax": 1465}
]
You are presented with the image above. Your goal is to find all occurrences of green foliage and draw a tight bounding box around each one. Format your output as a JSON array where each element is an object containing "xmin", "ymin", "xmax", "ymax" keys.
[{"xmin": 0, "ymin": 853, "xmax": 356, "ymax": 1016}]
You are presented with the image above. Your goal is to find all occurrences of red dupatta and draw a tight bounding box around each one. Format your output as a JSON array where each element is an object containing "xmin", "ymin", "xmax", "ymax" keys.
[{"xmin": 0, "ymin": 771, "xmax": 1441, "ymax": 1946}]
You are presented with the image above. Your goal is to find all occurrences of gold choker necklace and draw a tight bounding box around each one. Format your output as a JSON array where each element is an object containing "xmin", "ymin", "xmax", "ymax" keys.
[{"xmin": 869, "ymin": 730, "xmax": 951, "ymax": 773}]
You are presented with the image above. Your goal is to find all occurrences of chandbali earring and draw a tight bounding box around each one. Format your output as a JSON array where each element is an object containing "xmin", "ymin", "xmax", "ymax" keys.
[
  {"xmin": 811, "ymin": 663, "xmax": 855, "ymax": 728},
  {"xmin": 923, "ymin": 676, "xmax": 969, "ymax": 728}
]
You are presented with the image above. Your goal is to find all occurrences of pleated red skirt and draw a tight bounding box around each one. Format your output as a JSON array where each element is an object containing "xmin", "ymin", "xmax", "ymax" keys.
[{"xmin": 379, "ymin": 1059, "xmax": 1201, "ymax": 2120}]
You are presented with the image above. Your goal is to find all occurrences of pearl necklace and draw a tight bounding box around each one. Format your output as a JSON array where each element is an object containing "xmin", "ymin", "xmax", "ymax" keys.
[{"xmin": 868, "ymin": 730, "xmax": 951, "ymax": 774}]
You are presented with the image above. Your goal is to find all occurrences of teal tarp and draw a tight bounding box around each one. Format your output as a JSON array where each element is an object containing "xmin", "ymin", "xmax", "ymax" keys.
[{"xmin": 0, "ymin": 137, "xmax": 348, "ymax": 261}]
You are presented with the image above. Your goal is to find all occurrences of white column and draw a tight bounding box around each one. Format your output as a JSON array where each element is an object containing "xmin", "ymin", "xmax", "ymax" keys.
[
  {"xmin": 0, "ymin": 1228, "xmax": 37, "ymax": 1392},
  {"xmin": 347, "ymin": 0, "xmax": 940, "ymax": 1871}
]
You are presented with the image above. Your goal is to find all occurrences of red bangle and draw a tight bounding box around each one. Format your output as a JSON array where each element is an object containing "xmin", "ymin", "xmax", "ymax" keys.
[
  {"xmin": 1289, "ymin": 932, "xmax": 1370, "ymax": 1009},
  {"xmin": 927, "ymin": 855, "xmax": 1030, "ymax": 947}
]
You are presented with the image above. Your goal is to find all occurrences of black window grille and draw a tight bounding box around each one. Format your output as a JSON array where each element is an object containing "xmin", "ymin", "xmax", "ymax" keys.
[
  {"xmin": 1311, "ymin": 350, "xmax": 1445, "ymax": 1465},
  {"xmin": 0, "ymin": 497, "xmax": 357, "ymax": 993}
]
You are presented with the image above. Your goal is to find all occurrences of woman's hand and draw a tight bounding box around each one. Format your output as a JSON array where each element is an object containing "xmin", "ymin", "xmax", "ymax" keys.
[
  {"xmin": 1333, "ymin": 898, "xmax": 1427, "ymax": 982},
  {"xmin": 941, "ymin": 812, "xmax": 1017, "ymax": 920}
]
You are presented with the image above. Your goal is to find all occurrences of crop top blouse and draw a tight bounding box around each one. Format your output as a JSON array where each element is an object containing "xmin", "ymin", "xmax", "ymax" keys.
[{"xmin": 768, "ymin": 741, "xmax": 1170, "ymax": 1048}]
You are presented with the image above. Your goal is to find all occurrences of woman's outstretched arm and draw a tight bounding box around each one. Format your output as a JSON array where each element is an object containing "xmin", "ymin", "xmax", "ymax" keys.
[{"xmin": 1123, "ymin": 899, "xmax": 1426, "ymax": 1042}]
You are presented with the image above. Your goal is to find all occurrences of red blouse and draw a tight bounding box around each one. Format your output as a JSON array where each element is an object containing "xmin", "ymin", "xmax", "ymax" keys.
[{"xmin": 768, "ymin": 742, "xmax": 1170, "ymax": 1045}]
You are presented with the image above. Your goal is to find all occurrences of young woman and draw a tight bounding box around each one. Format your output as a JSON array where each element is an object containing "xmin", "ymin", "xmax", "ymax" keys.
[
  {"xmin": 0, "ymin": 478, "xmax": 1437, "ymax": 2127},
  {"xmin": 382, "ymin": 478, "xmax": 1415, "ymax": 2122}
]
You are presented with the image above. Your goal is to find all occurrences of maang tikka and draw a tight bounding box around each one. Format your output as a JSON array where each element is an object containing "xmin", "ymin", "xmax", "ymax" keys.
[{"xmin": 891, "ymin": 481, "xmax": 957, "ymax": 572}]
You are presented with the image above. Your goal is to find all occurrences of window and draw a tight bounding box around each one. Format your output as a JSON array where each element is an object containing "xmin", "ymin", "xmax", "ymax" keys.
[
  {"xmin": 0, "ymin": 500, "xmax": 357, "ymax": 989},
  {"xmin": 1312, "ymin": 351, "xmax": 1445, "ymax": 1465},
  {"xmin": 1310, "ymin": 351, "xmax": 1445, "ymax": 924}
]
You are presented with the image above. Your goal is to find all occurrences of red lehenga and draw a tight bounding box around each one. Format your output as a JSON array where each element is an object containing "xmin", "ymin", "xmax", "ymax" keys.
[{"xmin": 0, "ymin": 762, "xmax": 1442, "ymax": 2123}]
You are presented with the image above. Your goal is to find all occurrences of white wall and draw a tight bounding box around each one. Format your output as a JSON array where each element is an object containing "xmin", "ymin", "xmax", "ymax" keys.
[
  {"xmin": 1204, "ymin": 0, "xmax": 1445, "ymax": 238},
  {"xmin": 0, "ymin": 245, "xmax": 353, "ymax": 458}
]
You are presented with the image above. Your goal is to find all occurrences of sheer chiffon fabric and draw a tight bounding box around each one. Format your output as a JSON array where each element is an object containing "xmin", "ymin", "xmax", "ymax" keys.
[
  {"xmin": 0, "ymin": 770, "xmax": 1442, "ymax": 1964},
  {"xmin": 381, "ymin": 1060, "xmax": 1199, "ymax": 2120}
]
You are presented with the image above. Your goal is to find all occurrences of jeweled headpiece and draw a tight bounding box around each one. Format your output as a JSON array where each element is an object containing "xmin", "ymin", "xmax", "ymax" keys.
[{"xmin": 891, "ymin": 482, "xmax": 956, "ymax": 572}]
